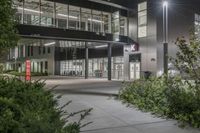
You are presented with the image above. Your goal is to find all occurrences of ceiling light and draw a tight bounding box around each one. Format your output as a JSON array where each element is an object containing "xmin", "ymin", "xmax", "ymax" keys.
[
  {"xmin": 44, "ymin": 42, "xmax": 56, "ymax": 46},
  {"xmin": 94, "ymin": 45, "xmax": 108, "ymax": 48},
  {"xmin": 17, "ymin": 7, "xmax": 43, "ymax": 14},
  {"xmin": 88, "ymin": 18, "xmax": 104, "ymax": 23},
  {"xmin": 57, "ymin": 13, "xmax": 78, "ymax": 19}
]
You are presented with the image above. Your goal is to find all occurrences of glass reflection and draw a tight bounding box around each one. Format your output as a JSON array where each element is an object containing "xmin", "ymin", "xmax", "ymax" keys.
[
  {"xmin": 69, "ymin": 5, "xmax": 80, "ymax": 30},
  {"xmin": 56, "ymin": 3, "xmax": 68, "ymax": 29},
  {"xmin": 41, "ymin": 0, "xmax": 55, "ymax": 27},
  {"xmin": 81, "ymin": 8, "xmax": 92, "ymax": 31},
  {"xmin": 23, "ymin": 0, "xmax": 40, "ymax": 25}
]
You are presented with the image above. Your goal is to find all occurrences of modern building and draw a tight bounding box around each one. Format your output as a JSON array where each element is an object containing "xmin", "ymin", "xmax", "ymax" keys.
[{"xmin": 5, "ymin": 0, "xmax": 200, "ymax": 80}]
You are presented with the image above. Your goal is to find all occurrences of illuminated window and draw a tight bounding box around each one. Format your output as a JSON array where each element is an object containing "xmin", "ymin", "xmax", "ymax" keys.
[{"xmin": 138, "ymin": 2, "xmax": 147, "ymax": 38}]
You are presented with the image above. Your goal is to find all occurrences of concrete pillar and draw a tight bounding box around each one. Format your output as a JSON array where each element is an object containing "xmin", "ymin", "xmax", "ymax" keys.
[
  {"xmin": 85, "ymin": 42, "xmax": 89, "ymax": 79},
  {"xmin": 108, "ymin": 43, "xmax": 112, "ymax": 80}
]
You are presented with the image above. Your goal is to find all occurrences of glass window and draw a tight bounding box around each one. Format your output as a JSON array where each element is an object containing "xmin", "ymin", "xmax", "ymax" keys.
[
  {"xmin": 120, "ymin": 16, "xmax": 127, "ymax": 36},
  {"xmin": 43, "ymin": 47, "xmax": 46, "ymax": 54},
  {"xmin": 56, "ymin": 3, "xmax": 68, "ymax": 29},
  {"xmin": 23, "ymin": 0, "xmax": 40, "ymax": 25},
  {"xmin": 13, "ymin": 0, "xmax": 23, "ymax": 24},
  {"xmin": 112, "ymin": 57, "xmax": 124, "ymax": 79},
  {"xmin": 69, "ymin": 5, "xmax": 80, "ymax": 30},
  {"xmin": 39, "ymin": 46, "xmax": 41, "ymax": 55},
  {"xmin": 48, "ymin": 47, "xmax": 51, "ymax": 53},
  {"xmin": 112, "ymin": 11, "xmax": 120, "ymax": 34},
  {"xmin": 138, "ymin": 26, "xmax": 147, "ymax": 38},
  {"xmin": 81, "ymin": 8, "xmax": 92, "ymax": 31},
  {"xmin": 92, "ymin": 10, "xmax": 103, "ymax": 33},
  {"xmin": 138, "ymin": 11, "xmax": 147, "ymax": 26},
  {"xmin": 138, "ymin": 1, "xmax": 147, "ymax": 12},
  {"xmin": 103, "ymin": 12, "xmax": 111, "ymax": 33},
  {"xmin": 138, "ymin": 2, "xmax": 147, "ymax": 38},
  {"xmin": 41, "ymin": 0, "xmax": 55, "ymax": 27}
]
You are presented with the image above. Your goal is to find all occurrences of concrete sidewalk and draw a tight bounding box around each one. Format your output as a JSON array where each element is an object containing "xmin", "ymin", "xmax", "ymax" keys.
[
  {"xmin": 45, "ymin": 78, "xmax": 200, "ymax": 133},
  {"xmin": 59, "ymin": 94, "xmax": 199, "ymax": 133}
]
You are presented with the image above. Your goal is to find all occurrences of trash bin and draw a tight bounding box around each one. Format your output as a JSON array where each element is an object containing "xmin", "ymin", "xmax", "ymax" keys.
[{"xmin": 144, "ymin": 71, "xmax": 152, "ymax": 79}]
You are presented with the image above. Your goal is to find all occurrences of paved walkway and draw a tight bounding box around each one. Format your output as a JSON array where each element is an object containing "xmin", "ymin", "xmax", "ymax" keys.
[{"xmin": 44, "ymin": 78, "xmax": 200, "ymax": 133}]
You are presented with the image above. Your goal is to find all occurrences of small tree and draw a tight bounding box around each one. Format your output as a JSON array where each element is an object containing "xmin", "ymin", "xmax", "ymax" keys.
[
  {"xmin": 170, "ymin": 34, "xmax": 200, "ymax": 91},
  {"xmin": 0, "ymin": 0, "xmax": 19, "ymax": 60}
]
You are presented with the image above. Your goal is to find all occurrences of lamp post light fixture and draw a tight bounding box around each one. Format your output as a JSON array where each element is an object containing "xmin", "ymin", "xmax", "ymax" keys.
[{"xmin": 163, "ymin": 1, "xmax": 168, "ymax": 75}]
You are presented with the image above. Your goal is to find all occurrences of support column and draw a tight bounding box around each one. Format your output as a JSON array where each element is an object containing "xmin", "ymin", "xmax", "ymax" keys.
[
  {"xmin": 163, "ymin": 43, "xmax": 168, "ymax": 74},
  {"xmin": 108, "ymin": 43, "xmax": 112, "ymax": 80},
  {"xmin": 85, "ymin": 42, "xmax": 89, "ymax": 79}
]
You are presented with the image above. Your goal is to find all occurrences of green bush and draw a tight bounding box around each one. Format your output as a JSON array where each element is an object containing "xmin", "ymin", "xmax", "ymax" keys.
[
  {"xmin": 4, "ymin": 71, "xmax": 48, "ymax": 76},
  {"xmin": 0, "ymin": 77, "xmax": 92, "ymax": 133},
  {"xmin": 119, "ymin": 76, "xmax": 200, "ymax": 128},
  {"xmin": 119, "ymin": 76, "xmax": 169, "ymax": 116},
  {"xmin": 166, "ymin": 77, "xmax": 200, "ymax": 128}
]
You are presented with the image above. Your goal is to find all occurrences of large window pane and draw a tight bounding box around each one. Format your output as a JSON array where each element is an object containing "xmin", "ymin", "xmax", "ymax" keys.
[
  {"xmin": 138, "ymin": 1, "xmax": 147, "ymax": 11},
  {"xmin": 138, "ymin": 11, "xmax": 147, "ymax": 26},
  {"xmin": 112, "ymin": 11, "xmax": 120, "ymax": 34},
  {"xmin": 138, "ymin": 1, "xmax": 147, "ymax": 38},
  {"xmin": 69, "ymin": 5, "xmax": 80, "ymax": 30},
  {"xmin": 92, "ymin": 10, "xmax": 103, "ymax": 33},
  {"xmin": 56, "ymin": 3, "xmax": 68, "ymax": 29},
  {"xmin": 24, "ymin": 0, "xmax": 40, "ymax": 25},
  {"xmin": 81, "ymin": 8, "xmax": 92, "ymax": 31},
  {"xmin": 41, "ymin": 0, "xmax": 55, "ymax": 27},
  {"xmin": 138, "ymin": 26, "xmax": 147, "ymax": 38},
  {"xmin": 103, "ymin": 12, "xmax": 111, "ymax": 33},
  {"xmin": 13, "ymin": 0, "xmax": 23, "ymax": 24},
  {"xmin": 120, "ymin": 16, "xmax": 127, "ymax": 36}
]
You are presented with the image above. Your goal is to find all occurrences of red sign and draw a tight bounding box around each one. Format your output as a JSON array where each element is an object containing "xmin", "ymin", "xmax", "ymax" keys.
[
  {"xmin": 131, "ymin": 43, "xmax": 139, "ymax": 52},
  {"xmin": 25, "ymin": 60, "xmax": 31, "ymax": 81}
]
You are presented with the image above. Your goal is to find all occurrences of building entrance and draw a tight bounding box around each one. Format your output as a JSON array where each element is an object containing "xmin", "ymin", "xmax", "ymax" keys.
[
  {"xmin": 129, "ymin": 54, "xmax": 141, "ymax": 80},
  {"xmin": 130, "ymin": 62, "xmax": 140, "ymax": 80}
]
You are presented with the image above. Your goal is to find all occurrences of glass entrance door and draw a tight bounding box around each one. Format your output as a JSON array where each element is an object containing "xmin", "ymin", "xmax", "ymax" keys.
[{"xmin": 130, "ymin": 62, "xmax": 140, "ymax": 80}]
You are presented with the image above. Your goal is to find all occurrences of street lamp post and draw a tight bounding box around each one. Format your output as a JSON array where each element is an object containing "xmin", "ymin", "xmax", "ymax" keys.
[{"xmin": 163, "ymin": 1, "xmax": 168, "ymax": 75}]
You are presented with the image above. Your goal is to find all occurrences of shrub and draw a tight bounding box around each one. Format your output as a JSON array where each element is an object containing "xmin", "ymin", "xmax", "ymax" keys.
[
  {"xmin": 119, "ymin": 76, "xmax": 169, "ymax": 116},
  {"xmin": 0, "ymin": 77, "xmax": 92, "ymax": 133},
  {"xmin": 119, "ymin": 76, "xmax": 200, "ymax": 128},
  {"xmin": 4, "ymin": 71, "xmax": 48, "ymax": 76},
  {"xmin": 166, "ymin": 77, "xmax": 200, "ymax": 128}
]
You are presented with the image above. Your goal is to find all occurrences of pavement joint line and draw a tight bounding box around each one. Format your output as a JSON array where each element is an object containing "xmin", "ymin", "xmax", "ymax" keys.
[{"xmin": 81, "ymin": 120, "xmax": 171, "ymax": 132}]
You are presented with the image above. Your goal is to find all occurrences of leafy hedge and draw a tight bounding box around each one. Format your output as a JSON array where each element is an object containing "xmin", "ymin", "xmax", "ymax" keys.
[
  {"xmin": 119, "ymin": 76, "xmax": 200, "ymax": 128},
  {"xmin": 4, "ymin": 71, "xmax": 48, "ymax": 76},
  {"xmin": 0, "ymin": 77, "xmax": 91, "ymax": 133}
]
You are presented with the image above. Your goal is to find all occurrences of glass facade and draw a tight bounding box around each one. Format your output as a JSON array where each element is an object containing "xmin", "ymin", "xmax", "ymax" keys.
[
  {"xmin": 13, "ymin": 0, "xmax": 128, "ymax": 36},
  {"xmin": 88, "ymin": 58, "xmax": 108, "ymax": 78},
  {"xmin": 57, "ymin": 41, "xmax": 124, "ymax": 79},
  {"xmin": 60, "ymin": 57, "xmax": 124, "ymax": 79}
]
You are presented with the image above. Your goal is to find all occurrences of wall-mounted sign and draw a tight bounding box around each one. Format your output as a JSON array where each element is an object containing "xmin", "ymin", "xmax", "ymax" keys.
[
  {"xmin": 130, "ymin": 43, "xmax": 139, "ymax": 52},
  {"xmin": 25, "ymin": 60, "xmax": 31, "ymax": 81},
  {"xmin": 124, "ymin": 43, "xmax": 139, "ymax": 53}
]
